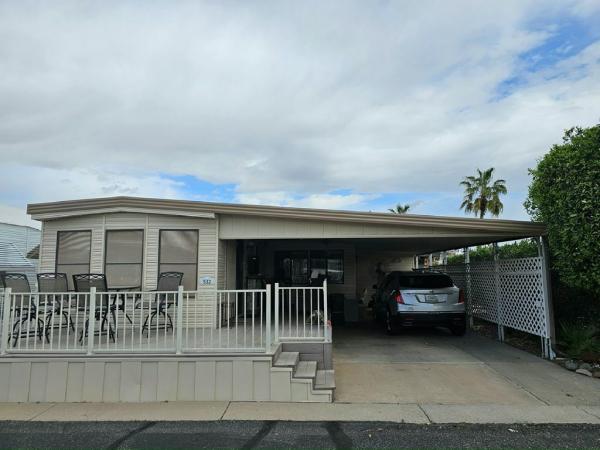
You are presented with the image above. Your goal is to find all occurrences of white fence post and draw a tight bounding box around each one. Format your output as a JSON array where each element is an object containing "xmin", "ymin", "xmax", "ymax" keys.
[
  {"xmin": 323, "ymin": 279, "xmax": 329, "ymax": 342},
  {"xmin": 86, "ymin": 287, "xmax": 96, "ymax": 355},
  {"xmin": 492, "ymin": 243, "xmax": 504, "ymax": 342},
  {"xmin": 538, "ymin": 237, "xmax": 556, "ymax": 359},
  {"xmin": 463, "ymin": 247, "xmax": 473, "ymax": 329},
  {"xmin": 274, "ymin": 283, "xmax": 279, "ymax": 343},
  {"xmin": 176, "ymin": 286, "xmax": 184, "ymax": 354},
  {"xmin": 1, "ymin": 288, "xmax": 12, "ymax": 355},
  {"xmin": 265, "ymin": 285, "xmax": 271, "ymax": 352}
]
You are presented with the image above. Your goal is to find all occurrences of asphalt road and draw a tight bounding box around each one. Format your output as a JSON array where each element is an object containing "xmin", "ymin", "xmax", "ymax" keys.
[{"xmin": 1, "ymin": 421, "xmax": 600, "ymax": 449}]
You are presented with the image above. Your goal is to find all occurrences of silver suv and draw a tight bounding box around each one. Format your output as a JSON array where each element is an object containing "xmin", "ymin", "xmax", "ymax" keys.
[{"xmin": 373, "ymin": 271, "xmax": 466, "ymax": 335}]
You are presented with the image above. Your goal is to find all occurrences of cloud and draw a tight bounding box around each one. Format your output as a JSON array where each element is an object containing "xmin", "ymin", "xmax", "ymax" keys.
[
  {"xmin": 0, "ymin": 0, "xmax": 599, "ymax": 222},
  {"xmin": 0, "ymin": 164, "xmax": 186, "ymax": 205},
  {"xmin": 0, "ymin": 204, "xmax": 38, "ymax": 228}
]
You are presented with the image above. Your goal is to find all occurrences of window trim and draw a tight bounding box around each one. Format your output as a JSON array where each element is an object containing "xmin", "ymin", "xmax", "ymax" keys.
[
  {"xmin": 158, "ymin": 229, "xmax": 199, "ymax": 290},
  {"xmin": 104, "ymin": 229, "xmax": 145, "ymax": 289}
]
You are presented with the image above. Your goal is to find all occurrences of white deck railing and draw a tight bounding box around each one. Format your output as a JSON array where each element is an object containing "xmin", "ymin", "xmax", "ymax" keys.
[
  {"xmin": 182, "ymin": 289, "xmax": 271, "ymax": 353},
  {"xmin": 0, "ymin": 282, "xmax": 328, "ymax": 356},
  {"xmin": 274, "ymin": 280, "xmax": 331, "ymax": 342},
  {"xmin": 0, "ymin": 286, "xmax": 274, "ymax": 355}
]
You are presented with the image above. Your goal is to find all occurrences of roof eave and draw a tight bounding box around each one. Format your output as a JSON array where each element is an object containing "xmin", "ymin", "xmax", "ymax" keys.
[{"xmin": 27, "ymin": 196, "xmax": 546, "ymax": 236}]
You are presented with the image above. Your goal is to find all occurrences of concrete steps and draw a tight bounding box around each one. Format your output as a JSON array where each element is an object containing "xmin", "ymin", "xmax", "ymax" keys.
[
  {"xmin": 274, "ymin": 351, "xmax": 299, "ymax": 368},
  {"xmin": 315, "ymin": 370, "xmax": 336, "ymax": 390},
  {"xmin": 294, "ymin": 361, "xmax": 317, "ymax": 379},
  {"xmin": 271, "ymin": 347, "xmax": 335, "ymax": 402}
]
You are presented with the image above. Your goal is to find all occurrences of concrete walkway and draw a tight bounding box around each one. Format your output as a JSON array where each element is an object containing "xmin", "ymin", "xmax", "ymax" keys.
[
  {"xmin": 333, "ymin": 326, "xmax": 600, "ymax": 406},
  {"xmin": 1, "ymin": 401, "xmax": 600, "ymax": 424}
]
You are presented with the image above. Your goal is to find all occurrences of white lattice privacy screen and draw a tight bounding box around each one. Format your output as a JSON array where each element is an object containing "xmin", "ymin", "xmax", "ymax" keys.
[{"xmin": 442, "ymin": 257, "xmax": 552, "ymax": 353}]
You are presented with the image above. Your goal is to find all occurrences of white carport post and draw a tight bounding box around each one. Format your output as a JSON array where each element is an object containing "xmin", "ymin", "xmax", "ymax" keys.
[
  {"xmin": 538, "ymin": 236, "xmax": 556, "ymax": 359},
  {"xmin": 493, "ymin": 243, "xmax": 505, "ymax": 342},
  {"xmin": 464, "ymin": 248, "xmax": 473, "ymax": 328}
]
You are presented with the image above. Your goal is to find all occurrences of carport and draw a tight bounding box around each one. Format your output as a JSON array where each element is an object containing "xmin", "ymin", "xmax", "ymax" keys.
[
  {"xmin": 220, "ymin": 205, "xmax": 557, "ymax": 405},
  {"xmin": 219, "ymin": 207, "xmax": 554, "ymax": 358}
]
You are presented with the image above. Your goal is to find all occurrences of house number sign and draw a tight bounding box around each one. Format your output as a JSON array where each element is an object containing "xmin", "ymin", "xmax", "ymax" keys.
[{"xmin": 200, "ymin": 276, "xmax": 214, "ymax": 285}]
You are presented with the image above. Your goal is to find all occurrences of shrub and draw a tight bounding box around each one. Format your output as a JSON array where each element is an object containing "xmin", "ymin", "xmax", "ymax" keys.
[
  {"xmin": 446, "ymin": 239, "xmax": 538, "ymax": 265},
  {"xmin": 558, "ymin": 322, "xmax": 600, "ymax": 361},
  {"xmin": 525, "ymin": 125, "xmax": 600, "ymax": 295}
]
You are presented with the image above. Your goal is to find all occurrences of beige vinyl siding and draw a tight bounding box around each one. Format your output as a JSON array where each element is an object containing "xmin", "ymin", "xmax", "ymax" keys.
[
  {"xmin": 219, "ymin": 214, "xmax": 509, "ymax": 240},
  {"xmin": 39, "ymin": 212, "xmax": 218, "ymax": 327}
]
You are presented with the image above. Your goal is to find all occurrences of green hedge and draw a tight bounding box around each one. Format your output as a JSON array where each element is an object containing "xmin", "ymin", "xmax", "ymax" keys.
[
  {"xmin": 525, "ymin": 125, "xmax": 600, "ymax": 295},
  {"xmin": 446, "ymin": 239, "xmax": 538, "ymax": 265}
]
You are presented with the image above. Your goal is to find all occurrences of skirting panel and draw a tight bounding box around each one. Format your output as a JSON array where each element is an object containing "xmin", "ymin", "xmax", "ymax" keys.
[{"xmin": 0, "ymin": 355, "xmax": 280, "ymax": 403}]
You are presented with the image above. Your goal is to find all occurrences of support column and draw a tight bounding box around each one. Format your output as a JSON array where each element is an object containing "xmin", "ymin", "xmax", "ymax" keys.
[
  {"xmin": 493, "ymin": 243, "xmax": 504, "ymax": 342},
  {"xmin": 464, "ymin": 248, "xmax": 473, "ymax": 328},
  {"xmin": 538, "ymin": 236, "xmax": 556, "ymax": 359}
]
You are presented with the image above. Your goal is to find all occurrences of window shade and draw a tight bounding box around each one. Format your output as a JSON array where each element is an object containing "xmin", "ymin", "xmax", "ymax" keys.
[
  {"xmin": 105, "ymin": 230, "xmax": 144, "ymax": 288},
  {"xmin": 159, "ymin": 230, "xmax": 198, "ymax": 290},
  {"xmin": 56, "ymin": 231, "xmax": 92, "ymax": 289}
]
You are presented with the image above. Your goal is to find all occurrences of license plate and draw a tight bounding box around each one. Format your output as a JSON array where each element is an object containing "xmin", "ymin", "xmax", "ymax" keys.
[{"xmin": 425, "ymin": 295, "xmax": 440, "ymax": 303}]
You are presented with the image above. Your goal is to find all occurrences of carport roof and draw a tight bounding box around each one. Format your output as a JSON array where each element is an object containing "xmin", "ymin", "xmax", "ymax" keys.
[{"xmin": 27, "ymin": 196, "xmax": 545, "ymax": 237}]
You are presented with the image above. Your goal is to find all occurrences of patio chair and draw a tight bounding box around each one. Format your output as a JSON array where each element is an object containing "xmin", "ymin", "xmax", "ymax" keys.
[
  {"xmin": 141, "ymin": 272, "xmax": 183, "ymax": 334},
  {"xmin": 0, "ymin": 273, "xmax": 43, "ymax": 346},
  {"xmin": 36, "ymin": 273, "xmax": 75, "ymax": 334},
  {"xmin": 72, "ymin": 273, "xmax": 115, "ymax": 343}
]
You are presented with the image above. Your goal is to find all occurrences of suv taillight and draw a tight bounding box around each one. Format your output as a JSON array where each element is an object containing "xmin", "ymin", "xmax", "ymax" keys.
[
  {"xmin": 458, "ymin": 289, "xmax": 465, "ymax": 304},
  {"xmin": 395, "ymin": 292, "xmax": 405, "ymax": 304}
]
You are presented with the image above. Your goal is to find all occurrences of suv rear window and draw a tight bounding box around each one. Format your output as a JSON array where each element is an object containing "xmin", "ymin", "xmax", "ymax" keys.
[{"xmin": 397, "ymin": 274, "xmax": 453, "ymax": 289}]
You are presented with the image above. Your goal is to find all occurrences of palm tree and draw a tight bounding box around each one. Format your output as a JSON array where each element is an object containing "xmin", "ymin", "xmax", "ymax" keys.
[
  {"xmin": 460, "ymin": 168, "xmax": 507, "ymax": 218},
  {"xmin": 389, "ymin": 204, "xmax": 411, "ymax": 214}
]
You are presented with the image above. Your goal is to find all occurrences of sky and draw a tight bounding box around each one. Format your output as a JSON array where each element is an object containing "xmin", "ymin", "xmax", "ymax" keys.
[{"xmin": 1, "ymin": 1, "xmax": 599, "ymax": 228}]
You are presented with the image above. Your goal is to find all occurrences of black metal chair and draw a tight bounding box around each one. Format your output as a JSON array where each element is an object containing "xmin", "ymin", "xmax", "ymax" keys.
[
  {"xmin": 36, "ymin": 273, "xmax": 75, "ymax": 335},
  {"xmin": 0, "ymin": 273, "xmax": 43, "ymax": 346},
  {"xmin": 141, "ymin": 272, "xmax": 183, "ymax": 334},
  {"xmin": 72, "ymin": 273, "xmax": 115, "ymax": 343}
]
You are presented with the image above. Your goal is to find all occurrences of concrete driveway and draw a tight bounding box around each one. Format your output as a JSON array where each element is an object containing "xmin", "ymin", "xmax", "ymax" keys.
[{"xmin": 333, "ymin": 325, "xmax": 600, "ymax": 406}]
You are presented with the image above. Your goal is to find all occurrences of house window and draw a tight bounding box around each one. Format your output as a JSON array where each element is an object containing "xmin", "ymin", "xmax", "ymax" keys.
[
  {"xmin": 246, "ymin": 241, "xmax": 259, "ymax": 276},
  {"xmin": 275, "ymin": 251, "xmax": 309, "ymax": 285},
  {"xmin": 105, "ymin": 230, "xmax": 144, "ymax": 289},
  {"xmin": 275, "ymin": 250, "xmax": 344, "ymax": 285},
  {"xmin": 309, "ymin": 250, "xmax": 327, "ymax": 279},
  {"xmin": 326, "ymin": 250, "xmax": 344, "ymax": 284},
  {"xmin": 56, "ymin": 230, "xmax": 92, "ymax": 289},
  {"xmin": 159, "ymin": 230, "xmax": 198, "ymax": 290}
]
